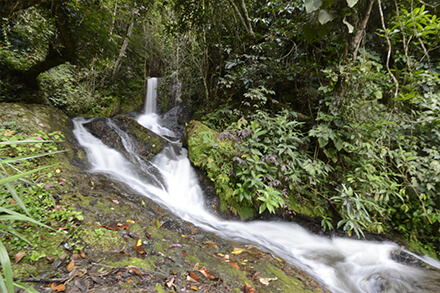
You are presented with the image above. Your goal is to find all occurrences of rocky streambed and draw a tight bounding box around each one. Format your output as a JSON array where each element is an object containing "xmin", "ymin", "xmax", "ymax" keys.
[{"xmin": 1, "ymin": 103, "xmax": 327, "ymax": 293}]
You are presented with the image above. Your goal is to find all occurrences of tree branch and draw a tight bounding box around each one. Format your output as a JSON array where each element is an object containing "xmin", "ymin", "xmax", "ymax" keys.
[{"xmin": 377, "ymin": 0, "xmax": 399, "ymax": 98}]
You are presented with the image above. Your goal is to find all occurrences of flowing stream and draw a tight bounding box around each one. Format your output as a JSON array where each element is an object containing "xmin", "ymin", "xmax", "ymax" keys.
[{"xmin": 73, "ymin": 78, "xmax": 440, "ymax": 293}]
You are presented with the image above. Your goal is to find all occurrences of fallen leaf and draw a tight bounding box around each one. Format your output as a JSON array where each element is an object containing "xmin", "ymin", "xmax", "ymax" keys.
[
  {"xmin": 51, "ymin": 283, "xmax": 66, "ymax": 292},
  {"xmin": 232, "ymin": 247, "xmax": 250, "ymax": 255},
  {"xmin": 229, "ymin": 261, "xmax": 240, "ymax": 269},
  {"xmin": 10, "ymin": 199, "xmax": 16, "ymax": 204},
  {"xmin": 166, "ymin": 277, "xmax": 175, "ymax": 288},
  {"xmin": 193, "ymin": 262, "xmax": 199, "ymax": 271},
  {"xmin": 127, "ymin": 266, "xmax": 143, "ymax": 278},
  {"xmin": 67, "ymin": 259, "xmax": 75, "ymax": 271},
  {"xmin": 71, "ymin": 253, "xmax": 82, "ymax": 260},
  {"xmin": 46, "ymin": 256, "xmax": 55, "ymax": 262},
  {"xmin": 117, "ymin": 222, "xmax": 130, "ymax": 230},
  {"xmin": 15, "ymin": 251, "xmax": 26, "ymax": 263},
  {"xmin": 58, "ymin": 178, "xmax": 67, "ymax": 185},
  {"xmin": 259, "ymin": 277, "xmax": 277, "ymax": 286},
  {"xmin": 198, "ymin": 267, "xmax": 219, "ymax": 280},
  {"xmin": 190, "ymin": 285, "xmax": 199, "ymax": 291},
  {"xmin": 243, "ymin": 282, "xmax": 256, "ymax": 293},
  {"xmin": 126, "ymin": 219, "xmax": 135, "ymax": 223},
  {"xmin": 80, "ymin": 250, "xmax": 87, "ymax": 259},
  {"xmin": 182, "ymin": 250, "xmax": 188, "ymax": 257},
  {"xmin": 204, "ymin": 241, "xmax": 218, "ymax": 248},
  {"xmin": 134, "ymin": 239, "xmax": 146, "ymax": 254},
  {"xmin": 112, "ymin": 199, "xmax": 119, "ymax": 204},
  {"xmin": 96, "ymin": 223, "xmax": 118, "ymax": 231},
  {"xmin": 187, "ymin": 271, "xmax": 202, "ymax": 283}
]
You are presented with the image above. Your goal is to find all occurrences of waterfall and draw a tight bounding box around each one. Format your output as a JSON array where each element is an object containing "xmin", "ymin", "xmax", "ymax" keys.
[
  {"xmin": 73, "ymin": 78, "xmax": 440, "ymax": 293},
  {"xmin": 144, "ymin": 77, "xmax": 158, "ymax": 114}
]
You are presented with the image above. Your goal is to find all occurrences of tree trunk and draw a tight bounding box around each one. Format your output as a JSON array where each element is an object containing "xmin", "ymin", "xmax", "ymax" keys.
[
  {"xmin": 352, "ymin": 0, "xmax": 375, "ymax": 60},
  {"xmin": 112, "ymin": 15, "xmax": 135, "ymax": 82}
]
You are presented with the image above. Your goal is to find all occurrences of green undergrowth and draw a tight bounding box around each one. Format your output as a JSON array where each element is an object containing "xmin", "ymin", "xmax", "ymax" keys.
[
  {"xmin": 188, "ymin": 57, "xmax": 440, "ymax": 258},
  {"xmin": 0, "ymin": 107, "xmax": 84, "ymax": 291}
]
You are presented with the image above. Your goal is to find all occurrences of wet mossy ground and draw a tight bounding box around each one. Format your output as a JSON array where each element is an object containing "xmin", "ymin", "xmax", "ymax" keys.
[{"xmin": 1, "ymin": 103, "xmax": 328, "ymax": 292}]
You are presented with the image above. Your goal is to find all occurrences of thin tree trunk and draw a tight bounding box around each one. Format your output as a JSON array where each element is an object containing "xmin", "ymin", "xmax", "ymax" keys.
[
  {"xmin": 112, "ymin": 15, "xmax": 135, "ymax": 82},
  {"xmin": 352, "ymin": 0, "xmax": 375, "ymax": 60},
  {"xmin": 227, "ymin": 0, "xmax": 254, "ymax": 37}
]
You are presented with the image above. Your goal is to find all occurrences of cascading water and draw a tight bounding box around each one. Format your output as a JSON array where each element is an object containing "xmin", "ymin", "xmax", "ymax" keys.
[{"xmin": 73, "ymin": 78, "xmax": 440, "ymax": 293}]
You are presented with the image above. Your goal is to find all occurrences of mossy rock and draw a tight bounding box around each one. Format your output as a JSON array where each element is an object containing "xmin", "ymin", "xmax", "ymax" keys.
[
  {"xmin": 84, "ymin": 115, "xmax": 165, "ymax": 160},
  {"xmin": 185, "ymin": 120, "xmax": 258, "ymax": 219}
]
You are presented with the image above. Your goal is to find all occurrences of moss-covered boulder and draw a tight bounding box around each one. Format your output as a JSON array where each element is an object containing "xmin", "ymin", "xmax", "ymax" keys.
[
  {"xmin": 185, "ymin": 120, "xmax": 259, "ymax": 219},
  {"xmin": 84, "ymin": 115, "xmax": 165, "ymax": 159}
]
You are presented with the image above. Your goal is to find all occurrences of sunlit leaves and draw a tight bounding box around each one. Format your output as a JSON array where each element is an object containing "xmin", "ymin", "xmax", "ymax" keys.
[
  {"xmin": 346, "ymin": 0, "xmax": 359, "ymax": 8},
  {"xmin": 318, "ymin": 10, "xmax": 336, "ymax": 25},
  {"xmin": 304, "ymin": 0, "xmax": 322, "ymax": 13}
]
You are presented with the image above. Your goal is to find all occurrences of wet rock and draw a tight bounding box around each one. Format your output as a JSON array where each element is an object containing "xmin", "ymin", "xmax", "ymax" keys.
[
  {"xmin": 161, "ymin": 105, "xmax": 186, "ymax": 139},
  {"xmin": 83, "ymin": 116, "xmax": 167, "ymax": 189}
]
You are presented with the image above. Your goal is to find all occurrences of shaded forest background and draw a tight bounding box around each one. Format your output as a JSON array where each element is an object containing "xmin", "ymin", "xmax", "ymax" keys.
[{"xmin": 1, "ymin": 0, "xmax": 440, "ymax": 256}]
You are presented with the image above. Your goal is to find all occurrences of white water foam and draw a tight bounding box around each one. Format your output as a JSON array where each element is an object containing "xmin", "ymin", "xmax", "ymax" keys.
[{"xmin": 72, "ymin": 78, "xmax": 440, "ymax": 293}]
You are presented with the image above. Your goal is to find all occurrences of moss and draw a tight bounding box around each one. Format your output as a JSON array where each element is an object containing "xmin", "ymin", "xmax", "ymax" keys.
[
  {"xmin": 186, "ymin": 120, "xmax": 258, "ymax": 219},
  {"xmin": 288, "ymin": 198, "xmax": 323, "ymax": 219},
  {"xmin": 81, "ymin": 226, "xmax": 127, "ymax": 254},
  {"xmin": 111, "ymin": 256, "xmax": 155, "ymax": 270},
  {"xmin": 264, "ymin": 263, "xmax": 317, "ymax": 292},
  {"xmin": 117, "ymin": 115, "xmax": 165, "ymax": 157}
]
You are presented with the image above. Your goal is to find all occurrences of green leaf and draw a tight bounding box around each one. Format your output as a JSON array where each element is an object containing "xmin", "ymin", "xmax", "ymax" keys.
[
  {"xmin": 346, "ymin": 0, "xmax": 359, "ymax": 8},
  {"xmin": 318, "ymin": 10, "xmax": 335, "ymax": 25},
  {"xmin": 0, "ymin": 164, "xmax": 54, "ymax": 185},
  {"xmin": 0, "ymin": 207, "xmax": 51, "ymax": 230},
  {"xmin": 304, "ymin": 0, "xmax": 322, "ymax": 13},
  {"xmin": 0, "ymin": 240, "xmax": 13, "ymax": 293}
]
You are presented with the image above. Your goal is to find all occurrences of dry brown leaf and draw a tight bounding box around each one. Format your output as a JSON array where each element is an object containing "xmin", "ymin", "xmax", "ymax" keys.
[
  {"xmin": 188, "ymin": 271, "xmax": 202, "ymax": 283},
  {"xmin": 14, "ymin": 251, "xmax": 26, "ymax": 263},
  {"xmin": 71, "ymin": 253, "xmax": 82, "ymax": 260},
  {"xmin": 46, "ymin": 256, "xmax": 55, "ymax": 263},
  {"xmin": 190, "ymin": 285, "xmax": 199, "ymax": 291},
  {"xmin": 67, "ymin": 259, "xmax": 75, "ymax": 271},
  {"xmin": 51, "ymin": 283, "xmax": 66, "ymax": 292},
  {"xmin": 58, "ymin": 178, "xmax": 67, "ymax": 185},
  {"xmin": 198, "ymin": 267, "xmax": 219, "ymax": 280},
  {"xmin": 182, "ymin": 250, "xmax": 188, "ymax": 257},
  {"xmin": 204, "ymin": 241, "xmax": 218, "ymax": 248},
  {"xmin": 127, "ymin": 266, "xmax": 143, "ymax": 278},
  {"xmin": 134, "ymin": 239, "xmax": 146, "ymax": 254},
  {"xmin": 80, "ymin": 250, "xmax": 87, "ymax": 259},
  {"xmin": 229, "ymin": 261, "xmax": 240, "ymax": 269},
  {"xmin": 243, "ymin": 281, "xmax": 256, "ymax": 293},
  {"xmin": 193, "ymin": 262, "xmax": 199, "ymax": 271},
  {"xmin": 117, "ymin": 222, "xmax": 130, "ymax": 230}
]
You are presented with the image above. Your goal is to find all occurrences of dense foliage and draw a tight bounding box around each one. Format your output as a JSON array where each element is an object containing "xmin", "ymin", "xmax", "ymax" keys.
[{"xmin": 1, "ymin": 0, "xmax": 440, "ymax": 257}]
